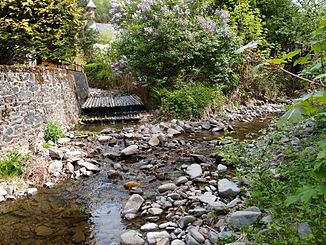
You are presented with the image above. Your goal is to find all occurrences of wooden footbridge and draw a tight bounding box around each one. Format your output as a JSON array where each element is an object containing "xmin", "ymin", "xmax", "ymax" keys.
[{"xmin": 81, "ymin": 89, "xmax": 146, "ymax": 123}]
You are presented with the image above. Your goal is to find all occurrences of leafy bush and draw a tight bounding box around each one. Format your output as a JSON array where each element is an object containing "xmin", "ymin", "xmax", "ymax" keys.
[
  {"xmin": 44, "ymin": 121, "xmax": 65, "ymax": 143},
  {"xmin": 0, "ymin": 0, "xmax": 81, "ymax": 65},
  {"xmin": 108, "ymin": 0, "xmax": 240, "ymax": 89},
  {"xmin": 0, "ymin": 148, "xmax": 29, "ymax": 178},
  {"xmin": 156, "ymin": 82, "xmax": 225, "ymax": 119}
]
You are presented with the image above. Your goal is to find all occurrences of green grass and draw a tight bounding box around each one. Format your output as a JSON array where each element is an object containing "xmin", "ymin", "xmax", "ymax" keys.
[
  {"xmin": 216, "ymin": 120, "xmax": 326, "ymax": 244},
  {"xmin": 0, "ymin": 148, "xmax": 29, "ymax": 179},
  {"xmin": 44, "ymin": 121, "xmax": 65, "ymax": 143}
]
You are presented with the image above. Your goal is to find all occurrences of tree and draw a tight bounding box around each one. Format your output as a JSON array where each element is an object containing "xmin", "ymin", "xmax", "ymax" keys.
[{"xmin": 0, "ymin": 0, "xmax": 81, "ymax": 65}]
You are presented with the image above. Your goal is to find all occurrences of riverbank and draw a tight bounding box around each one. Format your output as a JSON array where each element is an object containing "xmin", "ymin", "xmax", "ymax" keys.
[{"xmin": 0, "ymin": 102, "xmax": 285, "ymax": 244}]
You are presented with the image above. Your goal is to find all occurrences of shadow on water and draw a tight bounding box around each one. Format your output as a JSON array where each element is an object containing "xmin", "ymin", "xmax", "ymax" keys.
[{"xmin": 0, "ymin": 114, "xmax": 276, "ymax": 244}]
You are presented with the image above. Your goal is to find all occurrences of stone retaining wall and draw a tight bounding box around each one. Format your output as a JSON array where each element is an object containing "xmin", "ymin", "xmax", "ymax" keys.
[{"xmin": 0, "ymin": 66, "xmax": 89, "ymax": 148}]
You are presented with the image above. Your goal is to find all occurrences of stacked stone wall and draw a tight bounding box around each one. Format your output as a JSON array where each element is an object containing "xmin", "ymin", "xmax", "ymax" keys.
[{"xmin": 0, "ymin": 66, "xmax": 89, "ymax": 148}]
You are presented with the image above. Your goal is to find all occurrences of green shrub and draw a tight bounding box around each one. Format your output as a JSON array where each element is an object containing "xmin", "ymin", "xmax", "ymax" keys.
[
  {"xmin": 0, "ymin": 148, "xmax": 29, "ymax": 178},
  {"xmin": 44, "ymin": 121, "xmax": 65, "ymax": 143},
  {"xmin": 109, "ymin": 0, "xmax": 240, "ymax": 88},
  {"xmin": 157, "ymin": 82, "xmax": 225, "ymax": 119}
]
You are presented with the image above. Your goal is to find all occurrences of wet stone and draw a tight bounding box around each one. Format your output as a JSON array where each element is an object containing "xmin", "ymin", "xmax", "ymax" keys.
[
  {"xmin": 121, "ymin": 194, "xmax": 144, "ymax": 216},
  {"xmin": 158, "ymin": 183, "xmax": 177, "ymax": 193},
  {"xmin": 35, "ymin": 226, "xmax": 54, "ymax": 236},
  {"xmin": 147, "ymin": 231, "xmax": 170, "ymax": 245},
  {"xmin": 120, "ymin": 230, "xmax": 145, "ymax": 245},
  {"xmin": 140, "ymin": 223, "xmax": 158, "ymax": 231},
  {"xmin": 175, "ymin": 176, "xmax": 188, "ymax": 185}
]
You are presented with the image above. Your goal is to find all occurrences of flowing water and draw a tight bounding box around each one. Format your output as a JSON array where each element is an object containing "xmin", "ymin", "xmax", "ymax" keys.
[{"xmin": 0, "ymin": 115, "xmax": 275, "ymax": 245}]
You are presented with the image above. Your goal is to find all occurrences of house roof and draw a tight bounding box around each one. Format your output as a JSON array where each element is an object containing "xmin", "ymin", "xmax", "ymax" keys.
[{"xmin": 87, "ymin": 0, "xmax": 96, "ymax": 8}]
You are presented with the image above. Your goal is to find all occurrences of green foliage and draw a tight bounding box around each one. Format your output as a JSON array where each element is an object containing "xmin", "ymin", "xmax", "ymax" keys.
[
  {"xmin": 44, "ymin": 121, "xmax": 65, "ymax": 143},
  {"xmin": 0, "ymin": 148, "xmax": 29, "ymax": 179},
  {"xmin": 109, "ymin": 0, "xmax": 240, "ymax": 88},
  {"xmin": 156, "ymin": 82, "xmax": 225, "ymax": 119},
  {"xmin": 278, "ymin": 90, "xmax": 326, "ymax": 125},
  {"xmin": 94, "ymin": 0, "xmax": 112, "ymax": 23},
  {"xmin": 0, "ymin": 0, "xmax": 81, "ymax": 65},
  {"xmin": 216, "ymin": 120, "xmax": 326, "ymax": 244},
  {"xmin": 84, "ymin": 46, "xmax": 116, "ymax": 88}
]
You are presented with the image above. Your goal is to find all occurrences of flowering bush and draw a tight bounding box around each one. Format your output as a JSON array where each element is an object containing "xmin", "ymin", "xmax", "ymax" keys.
[{"xmin": 108, "ymin": 0, "xmax": 240, "ymax": 89}]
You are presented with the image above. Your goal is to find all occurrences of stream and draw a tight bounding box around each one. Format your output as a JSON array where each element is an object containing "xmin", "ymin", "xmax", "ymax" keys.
[{"xmin": 0, "ymin": 115, "xmax": 275, "ymax": 245}]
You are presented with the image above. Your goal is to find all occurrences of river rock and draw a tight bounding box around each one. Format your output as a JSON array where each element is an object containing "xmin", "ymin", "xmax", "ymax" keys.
[
  {"xmin": 72, "ymin": 230, "xmax": 85, "ymax": 243},
  {"xmin": 108, "ymin": 170, "xmax": 123, "ymax": 179},
  {"xmin": 121, "ymin": 145, "xmax": 139, "ymax": 155},
  {"xmin": 140, "ymin": 223, "xmax": 158, "ymax": 231},
  {"xmin": 167, "ymin": 128, "xmax": 181, "ymax": 137},
  {"xmin": 57, "ymin": 138, "xmax": 70, "ymax": 144},
  {"xmin": 66, "ymin": 162, "xmax": 74, "ymax": 173},
  {"xmin": 77, "ymin": 160, "xmax": 100, "ymax": 172},
  {"xmin": 97, "ymin": 135, "xmax": 112, "ymax": 143},
  {"xmin": 218, "ymin": 179, "xmax": 240, "ymax": 197},
  {"xmin": 185, "ymin": 234, "xmax": 201, "ymax": 245},
  {"xmin": 49, "ymin": 148, "xmax": 64, "ymax": 159},
  {"xmin": 0, "ymin": 196, "xmax": 5, "ymax": 202},
  {"xmin": 298, "ymin": 222, "xmax": 313, "ymax": 237},
  {"xmin": 124, "ymin": 181, "xmax": 140, "ymax": 189},
  {"xmin": 148, "ymin": 208, "xmax": 164, "ymax": 216},
  {"xmin": 171, "ymin": 240, "xmax": 186, "ymax": 245},
  {"xmin": 186, "ymin": 164, "xmax": 202, "ymax": 179},
  {"xmin": 27, "ymin": 188, "xmax": 38, "ymax": 196},
  {"xmin": 121, "ymin": 194, "xmax": 144, "ymax": 216},
  {"xmin": 198, "ymin": 192, "xmax": 217, "ymax": 204},
  {"xmin": 147, "ymin": 231, "xmax": 170, "ymax": 244},
  {"xmin": 217, "ymin": 164, "xmax": 227, "ymax": 172},
  {"xmin": 228, "ymin": 210, "xmax": 261, "ymax": 227},
  {"xmin": 35, "ymin": 225, "xmax": 53, "ymax": 236},
  {"xmin": 189, "ymin": 228, "xmax": 205, "ymax": 243},
  {"xmin": 0, "ymin": 187, "xmax": 7, "ymax": 196},
  {"xmin": 149, "ymin": 135, "xmax": 160, "ymax": 146},
  {"xmin": 178, "ymin": 215, "xmax": 196, "ymax": 228},
  {"xmin": 207, "ymin": 200, "xmax": 227, "ymax": 212},
  {"xmin": 202, "ymin": 122, "xmax": 211, "ymax": 130},
  {"xmin": 175, "ymin": 176, "xmax": 188, "ymax": 185},
  {"xmin": 120, "ymin": 230, "xmax": 145, "ymax": 245},
  {"xmin": 48, "ymin": 160, "xmax": 63, "ymax": 173},
  {"xmin": 158, "ymin": 183, "xmax": 177, "ymax": 193}
]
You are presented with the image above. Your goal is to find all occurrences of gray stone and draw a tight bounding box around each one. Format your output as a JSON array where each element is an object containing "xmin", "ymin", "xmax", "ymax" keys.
[
  {"xmin": 208, "ymin": 231, "xmax": 219, "ymax": 244},
  {"xmin": 202, "ymin": 122, "xmax": 211, "ymax": 130},
  {"xmin": 140, "ymin": 223, "xmax": 158, "ymax": 231},
  {"xmin": 217, "ymin": 164, "xmax": 227, "ymax": 172},
  {"xmin": 189, "ymin": 228, "xmax": 205, "ymax": 243},
  {"xmin": 218, "ymin": 179, "xmax": 240, "ymax": 197},
  {"xmin": 121, "ymin": 194, "xmax": 144, "ymax": 216},
  {"xmin": 218, "ymin": 231, "xmax": 240, "ymax": 239},
  {"xmin": 171, "ymin": 240, "xmax": 186, "ymax": 245},
  {"xmin": 178, "ymin": 215, "xmax": 196, "ymax": 228},
  {"xmin": 175, "ymin": 176, "xmax": 188, "ymax": 185},
  {"xmin": 149, "ymin": 134, "xmax": 160, "ymax": 146},
  {"xmin": 49, "ymin": 148, "xmax": 64, "ymax": 159},
  {"xmin": 228, "ymin": 210, "xmax": 261, "ymax": 227},
  {"xmin": 121, "ymin": 145, "xmax": 139, "ymax": 155},
  {"xmin": 261, "ymin": 215, "xmax": 273, "ymax": 224},
  {"xmin": 186, "ymin": 164, "xmax": 202, "ymax": 179},
  {"xmin": 158, "ymin": 183, "xmax": 177, "ymax": 193},
  {"xmin": 57, "ymin": 138, "xmax": 70, "ymax": 144},
  {"xmin": 298, "ymin": 222, "xmax": 313, "ymax": 237},
  {"xmin": 167, "ymin": 128, "xmax": 181, "ymax": 136},
  {"xmin": 97, "ymin": 135, "xmax": 112, "ymax": 143},
  {"xmin": 27, "ymin": 188, "xmax": 38, "ymax": 196},
  {"xmin": 147, "ymin": 231, "xmax": 170, "ymax": 244},
  {"xmin": 157, "ymin": 237, "xmax": 170, "ymax": 245},
  {"xmin": 185, "ymin": 234, "xmax": 201, "ymax": 245},
  {"xmin": 0, "ymin": 196, "xmax": 5, "ymax": 202},
  {"xmin": 207, "ymin": 201, "xmax": 227, "ymax": 212},
  {"xmin": 148, "ymin": 208, "xmax": 164, "ymax": 216},
  {"xmin": 0, "ymin": 187, "xmax": 8, "ymax": 196},
  {"xmin": 48, "ymin": 160, "xmax": 63, "ymax": 173},
  {"xmin": 120, "ymin": 230, "xmax": 145, "ymax": 245},
  {"xmin": 77, "ymin": 160, "xmax": 100, "ymax": 172},
  {"xmin": 198, "ymin": 192, "xmax": 217, "ymax": 204}
]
